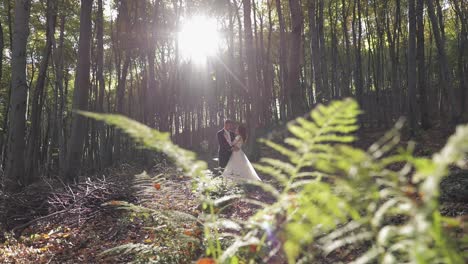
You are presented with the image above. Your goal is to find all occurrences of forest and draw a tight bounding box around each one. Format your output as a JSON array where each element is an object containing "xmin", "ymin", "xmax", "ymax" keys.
[{"xmin": 0, "ymin": 0, "xmax": 467, "ymax": 263}]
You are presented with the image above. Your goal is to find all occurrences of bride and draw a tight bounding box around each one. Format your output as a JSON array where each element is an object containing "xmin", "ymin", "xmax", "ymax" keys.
[{"xmin": 222, "ymin": 124, "xmax": 261, "ymax": 182}]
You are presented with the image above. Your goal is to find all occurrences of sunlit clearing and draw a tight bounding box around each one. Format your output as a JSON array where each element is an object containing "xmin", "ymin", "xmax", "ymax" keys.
[{"xmin": 178, "ymin": 16, "xmax": 221, "ymax": 64}]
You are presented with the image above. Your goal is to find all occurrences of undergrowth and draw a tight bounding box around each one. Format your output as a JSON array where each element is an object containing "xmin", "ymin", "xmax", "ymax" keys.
[{"xmin": 82, "ymin": 98, "xmax": 468, "ymax": 263}]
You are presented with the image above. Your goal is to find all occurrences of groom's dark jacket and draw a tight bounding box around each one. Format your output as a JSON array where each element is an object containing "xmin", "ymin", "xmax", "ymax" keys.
[{"xmin": 217, "ymin": 129, "xmax": 235, "ymax": 168}]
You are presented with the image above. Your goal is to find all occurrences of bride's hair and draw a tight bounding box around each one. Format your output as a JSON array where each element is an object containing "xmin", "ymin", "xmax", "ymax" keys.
[{"xmin": 238, "ymin": 125, "xmax": 248, "ymax": 142}]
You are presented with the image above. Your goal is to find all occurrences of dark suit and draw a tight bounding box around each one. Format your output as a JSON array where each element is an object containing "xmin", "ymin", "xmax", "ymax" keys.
[{"xmin": 217, "ymin": 129, "xmax": 235, "ymax": 168}]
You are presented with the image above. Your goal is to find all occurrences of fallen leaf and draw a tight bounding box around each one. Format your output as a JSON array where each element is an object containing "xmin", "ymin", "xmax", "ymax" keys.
[
  {"xmin": 249, "ymin": 244, "xmax": 257, "ymax": 252},
  {"xmin": 109, "ymin": 200, "xmax": 122, "ymax": 206},
  {"xmin": 197, "ymin": 258, "xmax": 216, "ymax": 264}
]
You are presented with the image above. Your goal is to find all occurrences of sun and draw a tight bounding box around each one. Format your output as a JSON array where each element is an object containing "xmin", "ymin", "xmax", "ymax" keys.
[{"xmin": 177, "ymin": 16, "xmax": 222, "ymax": 64}]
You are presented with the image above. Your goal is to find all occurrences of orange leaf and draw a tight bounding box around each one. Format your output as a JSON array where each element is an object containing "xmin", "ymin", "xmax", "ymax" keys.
[
  {"xmin": 249, "ymin": 244, "xmax": 257, "ymax": 252},
  {"xmin": 109, "ymin": 200, "xmax": 122, "ymax": 206},
  {"xmin": 197, "ymin": 258, "xmax": 216, "ymax": 264},
  {"xmin": 184, "ymin": 230, "xmax": 193, "ymax": 236},
  {"xmin": 154, "ymin": 183, "xmax": 161, "ymax": 190}
]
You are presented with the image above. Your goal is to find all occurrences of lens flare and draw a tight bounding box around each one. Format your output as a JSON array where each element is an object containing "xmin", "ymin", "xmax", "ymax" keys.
[{"xmin": 177, "ymin": 16, "xmax": 221, "ymax": 64}]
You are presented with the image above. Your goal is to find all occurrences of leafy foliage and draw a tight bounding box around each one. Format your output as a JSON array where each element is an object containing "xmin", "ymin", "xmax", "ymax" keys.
[
  {"xmin": 204, "ymin": 99, "xmax": 467, "ymax": 263},
  {"xmin": 82, "ymin": 99, "xmax": 467, "ymax": 263}
]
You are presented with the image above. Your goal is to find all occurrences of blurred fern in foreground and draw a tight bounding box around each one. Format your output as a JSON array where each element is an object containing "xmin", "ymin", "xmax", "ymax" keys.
[{"xmin": 205, "ymin": 99, "xmax": 467, "ymax": 264}]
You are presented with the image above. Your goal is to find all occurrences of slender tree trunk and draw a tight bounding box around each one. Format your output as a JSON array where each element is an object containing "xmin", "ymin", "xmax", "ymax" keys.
[
  {"xmin": 308, "ymin": 0, "xmax": 323, "ymax": 102},
  {"xmin": 408, "ymin": 0, "xmax": 417, "ymax": 133},
  {"xmin": 318, "ymin": 0, "xmax": 329, "ymax": 99},
  {"xmin": 4, "ymin": 0, "xmax": 31, "ymax": 191},
  {"xmin": 54, "ymin": 13, "xmax": 66, "ymax": 176},
  {"xmin": 452, "ymin": 0, "xmax": 468, "ymax": 120},
  {"xmin": 288, "ymin": 0, "xmax": 306, "ymax": 117},
  {"xmin": 341, "ymin": 0, "xmax": 351, "ymax": 97},
  {"xmin": 147, "ymin": 49, "xmax": 156, "ymax": 126},
  {"xmin": 226, "ymin": 0, "xmax": 235, "ymax": 119},
  {"xmin": 275, "ymin": 0, "xmax": 288, "ymax": 120},
  {"xmin": 426, "ymin": 0, "xmax": 457, "ymax": 123},
  {"xmin": 25, "ymin": 0, "xmax": 56, "ymax": 182},
  {"xmin": 417, "ymin": 0, "xmax": 430, "ymax": 128},
  {"xmin": 115, "ymin": 53, "xmax": 130, "ymax": 158},
  {"xmin": 264, "ymin": 0, "xmax": 274, "ymax": 124},
  {"xmin": 329, "ymin": 1, "xmax": 339, "ymax": 98},
  {"xmin": 352, "ymin": 0, "xmax": 363, "ymax": 107},
  {"xmin": 96, "ymin": 0, "xmax": 108, "ymax": 169},
  {"xmin": 243, "ymin": 0, "xmax": 258, "ymax": 157},
  {"xmin": 0, "ymin": 19, "xmax": 4, "ymax": 165},
  {"xmin": 1, "ymin": 0, "xmax": 14, "ymax": 168},
  {"xmin": 64, "ymin": 0, "xmax": 93, "ymax": 182},
  {"xmin": 0, "ymin": 18, "xmax": 3, "ymax": 94}
]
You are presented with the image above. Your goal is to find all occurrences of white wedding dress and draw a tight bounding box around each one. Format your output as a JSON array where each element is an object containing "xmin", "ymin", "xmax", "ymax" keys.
[{"xmin": 222, "ymin": 135, "xmax": 261, "ymax": 182}]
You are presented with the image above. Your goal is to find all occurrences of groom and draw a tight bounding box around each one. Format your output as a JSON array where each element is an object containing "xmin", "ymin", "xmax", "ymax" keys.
[{"xmin": 217, "ymin": 119, "xmax": 236, "ymax": 168}]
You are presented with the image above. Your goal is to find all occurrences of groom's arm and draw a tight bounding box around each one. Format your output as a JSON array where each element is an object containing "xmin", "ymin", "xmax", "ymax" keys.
[{"xmin": 217, "ymin": 131, "xmax": 231, "ymax": 150}]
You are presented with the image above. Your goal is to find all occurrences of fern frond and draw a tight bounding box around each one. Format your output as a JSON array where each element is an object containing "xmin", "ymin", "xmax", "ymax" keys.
[{"xmin": 79, "ymin": 112, "xmax": 207, "ymax": 177}]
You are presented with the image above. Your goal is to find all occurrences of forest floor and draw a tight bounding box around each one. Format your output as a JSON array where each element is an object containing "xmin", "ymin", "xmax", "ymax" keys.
[{"xmin": 1, "ymin": 124, "xmax": 467, "ymax": 263}]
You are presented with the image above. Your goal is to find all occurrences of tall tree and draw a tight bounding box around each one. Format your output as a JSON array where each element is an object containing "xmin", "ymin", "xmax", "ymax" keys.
[
  {"xmin": 4, "ymin": 0, "xmax": 31, "ymax": 191},
  {"xmin": 242, "ymin": 0, "xmax": 258, "ymax": 153},
  {"xmin": 53, "ymin": 12, "xmax": 66, "ymax": 175},
  {"xmin": 341, "ymin": 0, "xmax": 351, "ymax": 97},
  {"xmin": 408, "ymin": 0, "xmax": 417, "ymax": 133},
  {"xmin": 451, "ymin": 0, "xmax": 468, "ymax": 120},
  {"xmin": 275, "ymin": 0, "xmax": 288, "ymax": 120},
  {"xmin": 288, "ymin": 0, "xmax": 307, "ymax": 117},
  {"xmin": 417, "ymin": 0, "xmax": 430, "ymax": 128},
  {"xmin": 64, "ymin": 0, "xmax": 93, "ymax": 182},
  {"xmin": 308, "ymin": 0, "xmax": 320, "ymax": 102},
  {"xmin": 96, "ymin": 0, "xmax": 108, "ymax": 169},
  {"xmin": 0, "ymin": 18, "xmax": 3, "ymax": 93},
  {"xmin": 25, "ymin": 0, "xmax": 57, "ymax": 182},
  {"xmin": 0, "ymin": 16, "xmax": 4, "ymax": 162},
  {"xmin": 352, "ymin": 0, "xmax": 363, "ymax": 106},
  {"xmin": 426, "ymin": 0, "xmax": 457, "ymax": 123}
]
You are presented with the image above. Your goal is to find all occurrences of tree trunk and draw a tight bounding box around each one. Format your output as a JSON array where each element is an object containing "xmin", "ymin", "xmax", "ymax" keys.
[
  {"xmin": 341, "ymin": 0, "xmax": 351, "ymax": 97},
  {"xmin": 264, "ymin": 0, "xmax": 274, "ymax": 123},
  {"xmin": 0, "ymin": 19, "xmax": 4, "ymax": 164},
  {"xmin": 288, "ymin": 0, "xmax": 306, "ymax": 117},
  {"xmin": 0, "ymin": 19, "xmax": 3, "ymax": 93},
  {"xmin": 64, "ymin": 0, "xmax": 93, "ymax": 182},
  {"xmin": 53, "ymin": 13, "xmax": 66, "ymax": 176},
  {"xmin": 275, "ymin": 0, "xmax": 288, "ymax": 120},
  {"xmin": 114, "ymin": 54, "xmax": 131, "ymax": 160},
  {"xmin": 308, "ymin": 0, "xmax": 323, "ymax": 103},
  {"xmin": 352, "ymin": 0, "xmax": 363, "ymax": 107},
  {"xmin": 417, "ymin": 0, "xmax": 430, "ymax": 128},
  {"xmin": 426, "ymin": 0, "xmax": 457, "ymax": 123},
  {"xmin": 1, "ymin": 0, "xmax": 14, "ymax": 168},
  {"xmin": 243, "ymin": 0, "xmax": 258, "ymax": 157},
  {"xmin": 318, "ymin": 0, "xmax": 329, "ymax": 100},
  {"xmin": 452, "ymin": 0, "xmax": 468, "ymax": 120},
  {"xmin": 4, "ymin": 0, "xmax": 31, "ymax": 191},
  {"xmin": 408, "ymin": 0, "xmax": 417, "ymax": 133},
  {"xmin": 25, "ymin": 0, "xmax": 56, "ymax": 183},
  {"xmin": 96, "ymin": 0, "xmax": 108, "ymax": 169}
]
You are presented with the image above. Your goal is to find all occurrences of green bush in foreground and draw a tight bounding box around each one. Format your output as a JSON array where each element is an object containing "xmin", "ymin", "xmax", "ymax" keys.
[{"xmin": 83, "ymin": 98, "xmax": 467, "ymax": 263}]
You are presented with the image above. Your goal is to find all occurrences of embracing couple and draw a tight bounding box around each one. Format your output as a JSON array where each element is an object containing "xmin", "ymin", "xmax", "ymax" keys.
[{"xmin": 217, "ymin": 119, "xmax": 261, "ymax": 182}]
